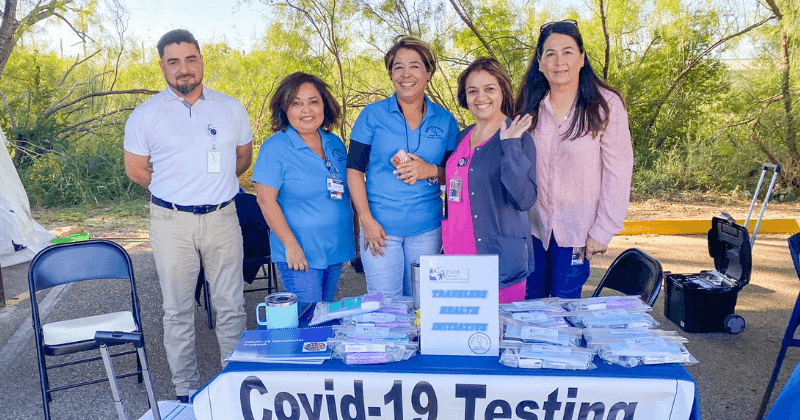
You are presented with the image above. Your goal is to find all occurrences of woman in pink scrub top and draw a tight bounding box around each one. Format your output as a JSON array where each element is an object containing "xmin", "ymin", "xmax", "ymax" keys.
[
  {"xmin": 516, "ymin": 20, "xmax": 634, "ymax": 299},
  {"xmin": 442, "ymin": 58, "xmax": 538, "ymax": 303}
]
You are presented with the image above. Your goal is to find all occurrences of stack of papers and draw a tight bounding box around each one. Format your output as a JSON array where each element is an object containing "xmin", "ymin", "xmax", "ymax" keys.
[{"xmin": 225, "ymin": 327, "xmax": 334, "ymax": 364}]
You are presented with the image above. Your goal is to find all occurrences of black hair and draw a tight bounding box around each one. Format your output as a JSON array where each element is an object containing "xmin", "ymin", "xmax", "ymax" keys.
[
  {"xmin": 157, "ymin": 29, "xmax": 201, "ymax": 58},
  {"xmin": 269, "ymin": 72, "xmax": 341, "ymax": 133},
  {"xmin": 457, "ymin": 57, "xmax": 515, "ymax": 118},
  {"xmin": 515, "ymin": 21, "xmax": 624, "ymax": 140}
]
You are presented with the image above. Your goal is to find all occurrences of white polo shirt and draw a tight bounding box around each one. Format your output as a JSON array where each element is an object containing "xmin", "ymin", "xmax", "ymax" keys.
[{"xmin": 124, "ymin": 86, "xmax": 253, "ymax": 206}]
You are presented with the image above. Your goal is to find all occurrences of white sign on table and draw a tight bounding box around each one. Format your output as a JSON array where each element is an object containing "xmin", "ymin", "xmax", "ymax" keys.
[{"xmin": 419, "ymin": 254, "xmax": 499, "ymax": 356}]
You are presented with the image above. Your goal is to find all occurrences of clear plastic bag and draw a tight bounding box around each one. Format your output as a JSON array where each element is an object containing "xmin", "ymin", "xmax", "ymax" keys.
[
  {"xmin": 500, "ymin": 298, "xmax": 564, "ymax": 313},
  {"xmin": 332, "ymin": 324, "xmax": 419, "ymax": 341},
  {"xmin": 499, "ymin": 342, "xmax": 596, "ymax": 370},
  {"xmin": 341, "ymin": 312, "xmax": 416, "ymax": 328},
  {"xmin": 583, "ymin": 328, "xmax": 687, "ymax": 350},
  {"xmin": 565, "ymin": 308, "xmax": 659, "ymax": 329},
  {"xmin": 308, "ymin": 293, "xmax": 384, "ymax": 326},
  {"xmin": 593, "ymin": 336, "xmax": 698, "ymax": 367},
  {"xmin": 501, "ymin": 317, "xmax": 583, "ymax": 347},
  {"xmin": 563, "ymin": 296, "xmax": 650, "ymax": 312},
  {"xmin": 377, "ymin": 296, "xmax": 414, "ymax": 315},
  {"xmin": 328, "ymin": 338, "xmax": 418, "ymax": 365}
]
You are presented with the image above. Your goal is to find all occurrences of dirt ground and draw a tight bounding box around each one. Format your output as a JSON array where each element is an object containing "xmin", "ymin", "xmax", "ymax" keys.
[
  {"xmin": 34, "ymin": 197, "xmax": 800, "ymax": 238},
  {"xmin": 627, "ymin": 198, "xmax": 800, "ymax": 221}
]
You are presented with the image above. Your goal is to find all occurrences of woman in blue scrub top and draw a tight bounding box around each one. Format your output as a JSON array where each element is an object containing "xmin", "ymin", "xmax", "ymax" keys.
[
  {"xmin": 347, "ymin": 35, "xmax": 460, "ymax": 298},
  {"xmin": 252, "ymin": 72, "xmax": 355, "ymax": 302}
]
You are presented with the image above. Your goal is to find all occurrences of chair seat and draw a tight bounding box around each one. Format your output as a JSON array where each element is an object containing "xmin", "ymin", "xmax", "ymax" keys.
[{"xmin": 42, "ymin": 311, "xmax": 136, "ymax": 346}]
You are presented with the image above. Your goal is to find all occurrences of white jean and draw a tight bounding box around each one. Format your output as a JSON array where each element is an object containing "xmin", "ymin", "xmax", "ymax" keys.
[{"xmin": 149, "ymin": 202, "xmax": 246, "ymax": 396}]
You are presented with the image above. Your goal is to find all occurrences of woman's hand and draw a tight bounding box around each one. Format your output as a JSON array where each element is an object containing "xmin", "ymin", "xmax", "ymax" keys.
[
  {"xmin": 499, "ymin": 114, "xmax": 533, "ymax": 140},
  {"xmin": 362, "ymin": 217, "xmax": 389, "ymax": 257},
  {"xmin": 285, "ymin": 243, "xmax": 309, "ymax": 271},
  {"xmin": 585, "ymin": 236, "xmax": 608, "ymax": 261},
  {"xmin": 394, "ymin": 153, "xmax": 437, "ymax": 185}
]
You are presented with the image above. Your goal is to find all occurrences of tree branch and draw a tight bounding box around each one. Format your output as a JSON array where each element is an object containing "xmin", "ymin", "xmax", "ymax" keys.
[
  {"xmin": 647, "ymin": 15, "xmax": 776, "ymax": 131},
  {"xmin": 447, "ymin": 0, "xmax": 496, "ymax": 60},
  {"xmin": 43, "ymin": 89, "xmax": 159, "ymax": 119}
]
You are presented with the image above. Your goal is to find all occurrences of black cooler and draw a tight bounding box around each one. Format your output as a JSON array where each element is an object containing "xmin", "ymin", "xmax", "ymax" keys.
[{"xmin": 664, "ymin": 214, "xmax": 752, "ymax": 333}]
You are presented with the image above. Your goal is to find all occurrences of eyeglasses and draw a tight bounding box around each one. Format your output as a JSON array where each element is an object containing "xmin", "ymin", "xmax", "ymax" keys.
[{"xmin": 540, "ymin": 19, "xmax": 578, "ymax": 32}]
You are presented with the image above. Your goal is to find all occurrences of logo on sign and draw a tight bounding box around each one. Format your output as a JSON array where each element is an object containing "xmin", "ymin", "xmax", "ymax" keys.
[{"xmin": 429, "ymin": 266, "xmax": 469, "ymax": 282}]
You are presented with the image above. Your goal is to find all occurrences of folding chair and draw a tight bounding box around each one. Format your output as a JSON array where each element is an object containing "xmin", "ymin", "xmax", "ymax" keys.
[
  {"xmin": 198, "ymin": 191, "xmax": 278, "ymax": 329},
  {"xmin": 592, "ymin": 248, "xmax": 663, "ymax": 306},
  {"xmin": 28, "ymin": 239, "xmax": 156, "ymax": 420},
  {"xmin": 756, "ymin": 232, "xmax": 800, "ymax": 420}
]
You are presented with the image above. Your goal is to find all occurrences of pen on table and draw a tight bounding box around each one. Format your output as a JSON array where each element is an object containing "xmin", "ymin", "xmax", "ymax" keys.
[{"xmin": 298, "ymin": 303, "xmax": 313, "ymax": 321}]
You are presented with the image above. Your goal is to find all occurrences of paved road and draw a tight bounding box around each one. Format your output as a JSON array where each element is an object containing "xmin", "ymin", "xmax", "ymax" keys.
[{"xmin": 0, "ymin": 233, "xmax": 797, "ymax": 419}]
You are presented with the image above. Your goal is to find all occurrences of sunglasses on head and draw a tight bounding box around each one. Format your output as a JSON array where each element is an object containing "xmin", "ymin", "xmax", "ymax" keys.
[{"xmin": 540, "ymin": 19, "xmax": 578, "ymax": 32}]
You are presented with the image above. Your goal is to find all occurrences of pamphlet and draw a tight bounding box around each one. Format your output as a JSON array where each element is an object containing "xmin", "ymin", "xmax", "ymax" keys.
[{"xmin": 224, "ymin": 327, "xmax": 334, "ymax": 364}]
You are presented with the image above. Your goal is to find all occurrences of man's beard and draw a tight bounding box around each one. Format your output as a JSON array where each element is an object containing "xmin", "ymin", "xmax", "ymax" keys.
[{"xmin": 175, "ymin": 82, "xmax": 198, "ymax": 95}]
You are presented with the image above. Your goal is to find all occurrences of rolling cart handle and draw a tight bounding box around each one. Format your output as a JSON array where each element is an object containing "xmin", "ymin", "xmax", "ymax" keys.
[{"xmin": 744, "ymin": 163, "xmax": 781, "ymax": 247}]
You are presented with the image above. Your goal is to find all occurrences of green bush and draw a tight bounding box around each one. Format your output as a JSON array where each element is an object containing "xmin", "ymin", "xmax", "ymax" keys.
[{"xmin": 21, "ymin": 133, "xmax": 146, "ymax": 207}]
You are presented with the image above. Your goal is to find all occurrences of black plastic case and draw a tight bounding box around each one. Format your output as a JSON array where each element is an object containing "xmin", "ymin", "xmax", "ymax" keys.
[{"xmin": 664, "ymin": 215, "xmax": 752, "ymax": 333}]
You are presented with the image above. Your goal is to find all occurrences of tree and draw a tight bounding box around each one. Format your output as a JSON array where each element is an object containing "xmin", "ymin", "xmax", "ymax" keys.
[{"xmin": 0, "ymin": 0, "xmax": 94, "ymax": 81}]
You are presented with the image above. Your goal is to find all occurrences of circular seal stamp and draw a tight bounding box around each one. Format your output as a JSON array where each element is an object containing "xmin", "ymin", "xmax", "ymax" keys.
[{"xmin": 468, "ymin": 332, "xmax": 491, "ymax": 354}]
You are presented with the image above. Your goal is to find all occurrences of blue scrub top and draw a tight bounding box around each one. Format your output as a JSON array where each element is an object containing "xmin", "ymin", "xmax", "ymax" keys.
[
  {"xmin": 350, "ymin": 94, "xmax": 459, "ymax": 237},
  {"xmin": 251, "ymin": 126, "xmax": 356, "ymax": 269}
]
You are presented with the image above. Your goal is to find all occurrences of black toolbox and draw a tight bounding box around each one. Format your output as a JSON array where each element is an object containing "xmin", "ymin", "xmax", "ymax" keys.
[{"xmin": 664, "ymin": 214, "xmax": 752, "ymax": 333}]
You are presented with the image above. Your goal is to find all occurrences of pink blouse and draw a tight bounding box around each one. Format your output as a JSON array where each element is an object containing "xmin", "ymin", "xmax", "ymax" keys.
[
  {"xmin": 442, "ymin": 130, "xmax": 480, "ymax": 255},
  {"xmin": 529, "ymin": 88, "xmax": 633, "ymax": 250}
]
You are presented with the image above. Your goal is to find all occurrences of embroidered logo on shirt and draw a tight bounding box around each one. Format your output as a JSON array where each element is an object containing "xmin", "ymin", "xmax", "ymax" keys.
[
  {"xmin": 333, "ymin": 149, "xmax": 347, "ymax": 161},
  {"xmin": 425, "ymin": 126, "xmax": 445, "ymax": 140}
]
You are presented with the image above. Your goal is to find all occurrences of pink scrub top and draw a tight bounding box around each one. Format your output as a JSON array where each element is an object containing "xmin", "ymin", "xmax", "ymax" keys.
[{"xmin": 443, "ymin": 129, "xmax": 526, "ymax": 303}]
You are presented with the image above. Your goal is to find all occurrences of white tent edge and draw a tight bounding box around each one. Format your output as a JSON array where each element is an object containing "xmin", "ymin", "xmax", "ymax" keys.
[{"xmin": 1, "ymin": 129, "xmax": 55, "ymax": 268}]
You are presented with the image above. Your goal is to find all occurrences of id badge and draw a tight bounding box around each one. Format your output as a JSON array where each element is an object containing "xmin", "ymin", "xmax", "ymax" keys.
[
  {"xmin": 448, "ymin": 174, "xmax": 462, "ymax": 202},
  {"xmin": 327, "ymin": 176, "xmax": 344, "ymax": 200},
  {"xmin": 207, "ymin": 149, "xmax": 221, "ymax": 173},
  {"xmin": 571, "ymin": 247, "xmax": 585, "ymax": 265}
]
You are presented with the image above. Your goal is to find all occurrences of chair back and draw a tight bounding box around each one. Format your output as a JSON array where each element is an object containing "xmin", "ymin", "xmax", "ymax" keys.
[
  {"xmin": 28, "ymin": 239, "xmax": 142, "ymax": 338},
  {"xmin": 789, "ymin": 232, "xmax": 800, "ymax": 281},
  {"xmin": 235, "ymin": 192, "xmax": 271, "ymax": 260},
  {"xmin": 592, "ymin": 248, "xmax": 663, "ymax": 306}
]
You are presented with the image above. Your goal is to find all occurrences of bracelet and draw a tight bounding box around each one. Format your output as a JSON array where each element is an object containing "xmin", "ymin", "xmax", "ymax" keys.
[{"xmin": 427, "ymin": 164, "xmax": 439, "ymax": 186}]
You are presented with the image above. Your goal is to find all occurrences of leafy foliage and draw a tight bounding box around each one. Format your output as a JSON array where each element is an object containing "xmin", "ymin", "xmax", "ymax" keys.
[{"xmin": 0, "ymin": 0, "xmax": 797, "ymax": 206}]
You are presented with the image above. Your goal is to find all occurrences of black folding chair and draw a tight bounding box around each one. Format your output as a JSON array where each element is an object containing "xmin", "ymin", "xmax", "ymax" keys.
[
  {"xmin": 592, "ymin": 248, "xmax": 663, "ymax": 306},
  {"xmin": 197, "ymin": 191, "xmax": 278, "ymax": 329},
  {"xmin": 756, "ymin": 232, "xmax": 800, "ymax": 420},
  {"xmin": 28, "ymin": 239, "xmax": 155, "ymax": 420}
]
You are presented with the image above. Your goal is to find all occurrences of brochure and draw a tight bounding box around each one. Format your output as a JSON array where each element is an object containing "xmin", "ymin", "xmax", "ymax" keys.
[{"xmin": 224, "ymin": 327, "xmax": 334, "ymax": 364}]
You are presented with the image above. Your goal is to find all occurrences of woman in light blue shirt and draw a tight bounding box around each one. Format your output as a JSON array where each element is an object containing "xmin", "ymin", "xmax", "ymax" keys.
[
  {"xmin": 347, "ymin": 35, "xmax": 459, "ymax": 297},
  {"xmin": 252, "ymin": 73, "xmax": 355, "ymax": 302}
]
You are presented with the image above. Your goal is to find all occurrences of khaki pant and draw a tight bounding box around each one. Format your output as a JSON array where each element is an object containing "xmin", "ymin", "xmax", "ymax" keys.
[{"xmin": 149, "ymin": 202, "xmax": 246, "ymax": 396}]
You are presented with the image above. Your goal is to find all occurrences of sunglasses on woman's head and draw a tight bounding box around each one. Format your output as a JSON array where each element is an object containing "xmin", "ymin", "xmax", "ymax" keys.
[{"xmin": 540, "ymin": 19, "xmax": 578, "ymax": 32}]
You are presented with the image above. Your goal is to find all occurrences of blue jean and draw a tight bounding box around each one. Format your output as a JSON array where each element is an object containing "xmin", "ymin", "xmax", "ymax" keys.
[
  {"xmin": 360, "ymin": 225, "xmax": 442, "ymax": 297},
  {"xmin": 276, "ymin": 262, "xmax": 343, "ymax": 302},
  {"xmin": 525, "ymin": 233, "xmax": 590, "ymax": 299}
]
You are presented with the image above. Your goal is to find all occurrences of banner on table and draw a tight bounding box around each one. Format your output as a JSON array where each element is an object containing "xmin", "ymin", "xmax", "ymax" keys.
[{"xmin": 193, "ymin": 370, "xmax": 694, "ymax": 420}]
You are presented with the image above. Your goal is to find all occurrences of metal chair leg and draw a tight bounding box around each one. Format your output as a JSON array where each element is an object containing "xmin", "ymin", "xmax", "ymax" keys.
[
  {"xmin": 204, "ymin": 277, "xmax": 214, "ymax": 329},
  {"xmin": 99, "ymin": 344, "xmax": 130, "ymax": 420}
]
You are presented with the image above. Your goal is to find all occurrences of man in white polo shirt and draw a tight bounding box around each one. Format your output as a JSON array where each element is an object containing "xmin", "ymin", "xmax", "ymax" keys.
[{"xmin": 123, "ymin": 29, "xmax": 252, "ymax": 402}]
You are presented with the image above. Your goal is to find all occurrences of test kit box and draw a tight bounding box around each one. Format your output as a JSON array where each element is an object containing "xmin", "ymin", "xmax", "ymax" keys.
[{"xmin": 664, "ymin": 215, "xmax": 752, "ymax": 333}]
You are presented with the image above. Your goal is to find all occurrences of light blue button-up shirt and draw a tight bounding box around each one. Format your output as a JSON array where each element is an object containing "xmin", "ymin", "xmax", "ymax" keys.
[{"xmin": 252, "ymin": 126, "xmax": 355, "ymax": 269}]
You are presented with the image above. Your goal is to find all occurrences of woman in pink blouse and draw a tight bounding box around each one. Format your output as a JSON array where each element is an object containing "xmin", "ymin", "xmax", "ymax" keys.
[{"xmin": 515, "ymin": 20, "xmax": 634, "ymax": 298}]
